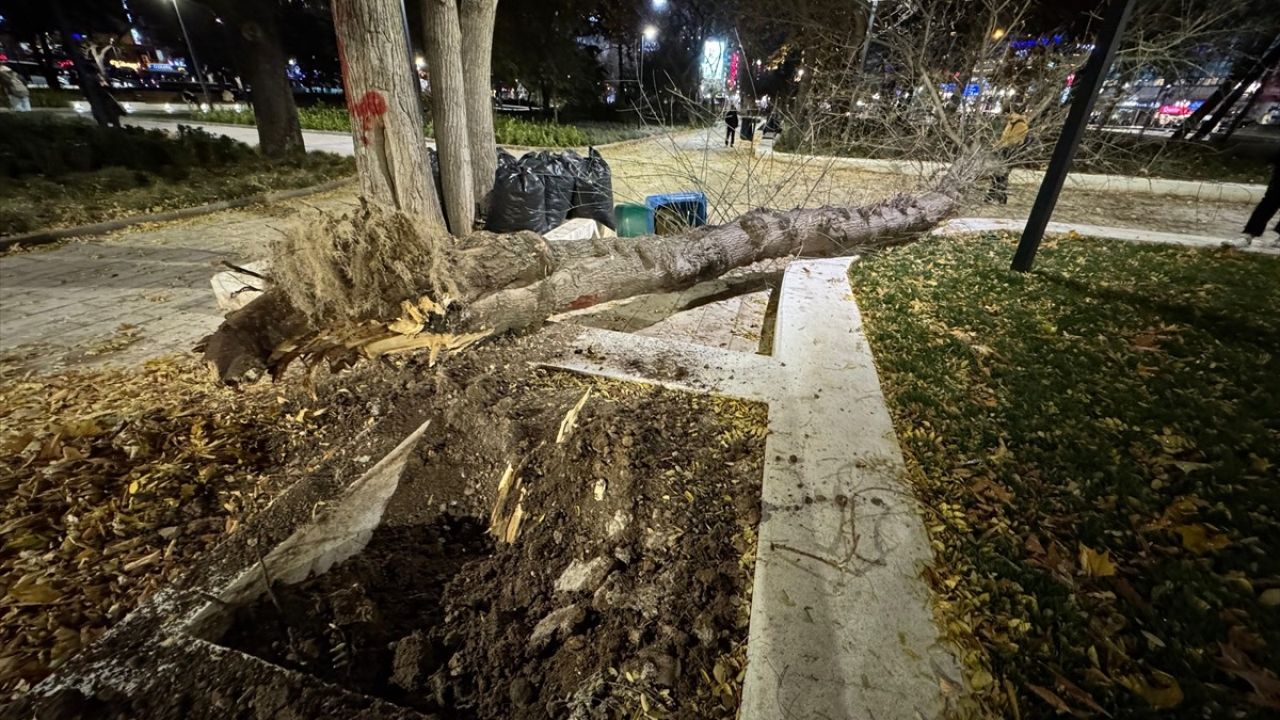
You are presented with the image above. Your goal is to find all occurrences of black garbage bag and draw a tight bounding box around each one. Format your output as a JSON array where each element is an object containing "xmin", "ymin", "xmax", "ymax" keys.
[
  {"xmin": 521, "ymin": 151, "xmax": 576, "ymax": 231},
  {"xmin": 568, "ymin": 147, "xmax": 616, "ymax": 230},
  {"xmin": 486, "ymin": 152, "xmax": 547, "ymax": 233},
  {"xmin": 427, "ymin": 147, "xmax": 445, "ymax": 206}
]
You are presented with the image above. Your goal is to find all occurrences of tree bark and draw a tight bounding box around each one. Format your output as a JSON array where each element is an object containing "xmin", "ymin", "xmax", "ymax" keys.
[
  {"xmin": 333, "ymin": 0, "xmax": 446, "ymax": 225},
  {"xmin": 197, "ymin": 0, "xmax": 305, "ymax": 157},
  {"xmin": 50, "ymin": 0, "xmax": 114, "ymax": 129},
  {"xmin": 34, "ymin": 34, "xmax": 61, "ymax": 90},
  {"xmin": 424, "ymin": 0, "xmax": 476, "ymax": 234},
  {"xmin": 200, "ymin": 191, "xmax": 957, "ymax": 382},
  {"xmin": 234, "ymin": 8, "xmax": 305, "ymax": 157},
  {"xmin": 460, "ymin": 0, "xmax": 499, "ymax": 206}
]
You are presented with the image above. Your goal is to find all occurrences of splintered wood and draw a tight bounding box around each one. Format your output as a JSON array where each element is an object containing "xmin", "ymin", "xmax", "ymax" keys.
[
  {"xmin": 489, "ymin": 464, "xmax": 525, "ymax": 544},
  {"xmin": 268, "ymin": 295, "xmax": 489, "ymax": 375},
  {"xmin": 489, "ymin": 391, "xmax": 593, "ymax": 544}
]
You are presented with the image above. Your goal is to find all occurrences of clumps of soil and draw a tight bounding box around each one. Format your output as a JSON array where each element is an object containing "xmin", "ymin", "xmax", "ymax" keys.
[
  {"xmin": 218, "ymin": 361, "xmax": 768, "ymax": 720},
  {"xmin": 271, "ymin": 199, "xmax": 462, "ymax": 325}
]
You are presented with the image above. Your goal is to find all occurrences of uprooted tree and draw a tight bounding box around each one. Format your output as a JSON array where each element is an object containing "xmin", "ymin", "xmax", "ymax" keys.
[{"xmin": 200, "ymin": 0, "xmax": 1106, "ymax": 383}]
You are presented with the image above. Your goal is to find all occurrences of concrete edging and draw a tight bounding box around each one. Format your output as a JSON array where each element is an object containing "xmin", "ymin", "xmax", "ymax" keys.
[
  {"xmin": 0, "ymin": 176, "xmax": 356, "ymax": 252},
  {"xmin": 934, "ymin": 217, "xmax": 1280, "ymax": 255},
  {"xmin": 542, "ymin": 259, "xmax": 961, "ymax": 720},
  {"xmin": 756, "ymin": 144, "xmax": 1269, "ymax": 203}
]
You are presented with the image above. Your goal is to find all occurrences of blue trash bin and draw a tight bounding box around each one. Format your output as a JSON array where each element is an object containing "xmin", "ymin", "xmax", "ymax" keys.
[{"xmin": 644, "ymin": 191, "xmax": 708, "ymax": 235}]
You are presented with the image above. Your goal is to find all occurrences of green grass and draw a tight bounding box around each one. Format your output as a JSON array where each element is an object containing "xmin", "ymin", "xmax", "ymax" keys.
[
  {"xmin": 0, "ymin": 115, "xmax": 352, "ymax": 236},
  {"xmin": 193, "ymin": 107, "xmax": 654, "ymax": 147},
  {"xmin": 851, "ymin": 234, "xmax": 1280, "ymax": 719}
]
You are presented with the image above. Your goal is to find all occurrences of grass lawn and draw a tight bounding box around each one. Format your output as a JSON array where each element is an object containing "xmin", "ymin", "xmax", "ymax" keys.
[
  {"xmin": 850, "ymin": 233, "xmax": 1280, "ymax": 718},
  {"xmin": 0, "ymin": 115, "xmax": 353, "ymax": 236},
  {"xmin": 190, "ymin": 107, "xmax": 664, "ymax": 147}
]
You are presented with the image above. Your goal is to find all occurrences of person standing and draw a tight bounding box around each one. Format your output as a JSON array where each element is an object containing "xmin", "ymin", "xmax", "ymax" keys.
[
  {"xmin": 0, "ymin": 66, "xmax": 32, "ymax": 112},
  {"xmin": 724, "ymin": 107, "xmax": 740, "ymax": 147},
  {"xmin": 1244, "ymin": 150, "xmax": 1280, "ymax": 247},
  {"xmin": 987, "ymin": 110, "xmax": 1030, "ymax": 204}
]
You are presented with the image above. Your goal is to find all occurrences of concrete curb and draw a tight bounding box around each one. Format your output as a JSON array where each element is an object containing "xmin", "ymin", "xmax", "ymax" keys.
[
  {"xmin": 756, "ymin": 145, "xmax": 1269, "ymax": 203},
  {"xmin": 543, "ymin": 260, "xmax": 961, "ymax": 720},
  {"xmin": 934, "ymin": 217, "xmax": 1280, "ymax": 256},
  {"xmin": 0, "ymin": 176, "xmax": 356, "ymax": 252}
]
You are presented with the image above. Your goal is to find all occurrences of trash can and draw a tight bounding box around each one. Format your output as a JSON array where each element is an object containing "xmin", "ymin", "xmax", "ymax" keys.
[
  {"xmin": 645, "ymin": 192, "xmax": 708, "ymax": 235},
  {"xmin": 740, "ymin": 116, "xmax": 757, "ymax": 142},
  {"xmin": 615, "ymin": 203, "xmax": 655, "ymax": 237}
]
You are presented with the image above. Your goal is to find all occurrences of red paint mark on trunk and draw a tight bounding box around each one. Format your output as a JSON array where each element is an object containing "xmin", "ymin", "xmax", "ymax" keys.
[
  {"xmin": 351, "ymin": 91, "xmax": 388, "ymax": 147},
  {"xmin": 568, "ymin": 294, "xmax": 600, "ymax": 310}
]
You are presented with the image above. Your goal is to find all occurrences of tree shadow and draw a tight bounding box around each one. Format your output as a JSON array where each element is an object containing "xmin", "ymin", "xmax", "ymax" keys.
[{"xmin": 1034, "ymin": 270, "xmax": 1280, "ymax": 354}]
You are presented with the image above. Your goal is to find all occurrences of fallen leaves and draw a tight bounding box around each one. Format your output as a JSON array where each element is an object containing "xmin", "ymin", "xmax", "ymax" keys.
[
  {"xmin": 850, "ymin": 233, "xmax": 1280, "ymax": 720},
  {"xmin": 1078, "ymin": 544, "xmax": 1118, "ymax": 578},
  {"xmin": 1216, "ymin": 642, "xmax": 1280, "ymax": 710},
  {"xmin": 1117, "ymin": 671, "xmax": 1184, "ymax": 709},
  {"xmin": 0, "ymin": 355, "xmax": 296, "ymax": 698}
]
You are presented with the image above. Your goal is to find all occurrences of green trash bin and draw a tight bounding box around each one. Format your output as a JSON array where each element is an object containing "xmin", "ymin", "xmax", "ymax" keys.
[{"xmin": 615, "ymin": 203, "xmax": 655, "ymax": 237}]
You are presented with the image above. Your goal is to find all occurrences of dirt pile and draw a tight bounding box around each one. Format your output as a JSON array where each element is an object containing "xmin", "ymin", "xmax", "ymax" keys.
[{"xmin": 216, "ymin": 362, "xmax": 768, "ymax": 719}]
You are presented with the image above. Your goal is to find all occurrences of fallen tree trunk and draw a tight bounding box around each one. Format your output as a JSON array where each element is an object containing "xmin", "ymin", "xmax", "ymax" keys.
[{"xmin": 200, "ymin": 191, "xmax": 956, "ymax": 383}]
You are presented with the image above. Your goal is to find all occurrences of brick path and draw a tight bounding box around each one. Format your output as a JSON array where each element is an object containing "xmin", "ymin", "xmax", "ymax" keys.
[{"xmin": 0, "ymin": 188, "xmax": 357, "ymax": 373}]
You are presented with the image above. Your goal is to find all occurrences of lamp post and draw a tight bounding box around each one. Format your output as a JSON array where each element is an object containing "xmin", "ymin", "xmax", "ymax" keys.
[
  {"xmin": 859, "ymin": 0, "xmax": 880, "ymax": 71},
  {"xmin": 171, "ymin": 0, "xmax": 212, "ymax": 106},
  {"xmin": 640, "ymin": 24, "xmax": 658, "ymax": 91}
]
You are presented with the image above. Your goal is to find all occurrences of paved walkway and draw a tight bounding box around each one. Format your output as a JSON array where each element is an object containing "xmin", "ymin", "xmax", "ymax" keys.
[
  {"xmin": 0, "ymin": 190, "xmax": 357, "ymax": 373},
  {"xmin": 124, "ymin": 117, "xmax": 360, "ymax": 156}
]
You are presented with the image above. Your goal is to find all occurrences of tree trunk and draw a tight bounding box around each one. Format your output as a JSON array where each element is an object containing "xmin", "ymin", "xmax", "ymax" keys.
[
  {"xmin": 233, "ymin": 7, "xmax": 305, "ymax": 157},
  {"xmin": 34, "ymin": 34, "xmax": 61, "ymax": 90},
  {"xmin": 332, "ymin": 0, "xmax": 446, "ymax": 225},
  {"xmin": 460, "ymin": 0, "xmax": 499, "ymax": 206},
  {"xmin": 50, "ymin": 0, "xmax": 114, "ymax": 128},
  {"xmin": 424, "ymin": 0, "xmax": 476, "ymax": 235},
  {"xmin": 200, "ymin": 191, "xmax": 958, "ymax": 382}
]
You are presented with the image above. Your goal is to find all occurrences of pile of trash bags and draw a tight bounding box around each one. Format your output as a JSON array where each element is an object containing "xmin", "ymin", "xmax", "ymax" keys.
[{"xmin": 485, "ymin": 148, "xmax": 616, "ymax": 234}]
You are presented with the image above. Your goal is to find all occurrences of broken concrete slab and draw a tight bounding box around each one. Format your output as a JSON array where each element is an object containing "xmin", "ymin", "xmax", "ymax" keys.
[{"xmin": 211, "ymin": 261, "xmax": 267, "ymax": 313}]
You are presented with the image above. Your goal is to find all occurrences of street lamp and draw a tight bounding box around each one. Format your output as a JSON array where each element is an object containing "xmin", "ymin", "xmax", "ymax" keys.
[
  {"xmin": 642, "ymin": 25, "xmax": 659, "ymax": 43},
  {"xmin": 651, "ymin": 0, "xmax": 669, "ymax": 10},
  {"xmin": 170, "ymin": 0, "xmax": 211, "ymax": 106}
]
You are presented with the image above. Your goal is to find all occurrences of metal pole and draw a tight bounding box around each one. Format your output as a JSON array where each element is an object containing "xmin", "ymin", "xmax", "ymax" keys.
[
  {"xmin": 171, "ymin": 0, "xmax": 212, "ymax": 106},
  {"xmin": 1011, "ymin": 0, "xmax": 1135, "ymax": 272},
  {"xmin": 859, "ymin": 0, "xmax": 880, "ymax": 71}
]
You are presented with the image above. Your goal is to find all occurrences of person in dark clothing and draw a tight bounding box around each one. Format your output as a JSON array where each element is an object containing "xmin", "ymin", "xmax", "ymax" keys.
[
  {"xmin": 1244, "ymin": 151, "xmax": 1280, "ymax": 247},
  {"xmin": 724, "ymin": 108, "xmax": 740, "ymax": 147}
]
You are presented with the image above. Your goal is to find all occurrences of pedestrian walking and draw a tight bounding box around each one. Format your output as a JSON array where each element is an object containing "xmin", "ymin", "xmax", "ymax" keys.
[
  {"xmin": 0, "ymin": 66, "xmax": 32, "ymax": 112},
  {"xmin": 724, "ymin": 107, "xmax": 740, "ymax": 147},
  {"xmin": 1244, "ymin": 150, "xmax": 1280, "ymax": 247},
  {"xmin": 987, "ymin": 110, "xmax": 1030, "ymax": 204}
]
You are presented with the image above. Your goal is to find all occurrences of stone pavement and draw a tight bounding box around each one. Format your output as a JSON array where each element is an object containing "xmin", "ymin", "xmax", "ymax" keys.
[
  {"xmin": 0, "ymin": 188, "xmax": 357, "ymax": 373},
  {"xmin": 124, "ymin": 117, "xmax": 361, "ymax": 156}
]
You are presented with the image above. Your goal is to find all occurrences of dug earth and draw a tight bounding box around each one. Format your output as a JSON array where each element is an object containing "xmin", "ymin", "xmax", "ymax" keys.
[{"xmin": 6, "ymin": 336, "xmax": 769, "ymax": 720}]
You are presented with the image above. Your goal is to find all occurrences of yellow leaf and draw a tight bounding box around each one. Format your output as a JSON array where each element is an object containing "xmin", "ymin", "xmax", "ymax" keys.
[
  {"xmin": 1173, "ymin": 524, "xmax": 1230, "ymax": 554},
  {"xmin": 7, "ymin": 576, "xmax": 61, "ymax": 605},
  {"xmin": 1078, "ymin": 543, "xmax": 1117, "ymax": 577},
  {"xmin": 1119, "ymin": 671, "xmax": 1183, "ymax": 709},
  {"xmin": 970, "ymin": 669, "xmax": 994, "ymax": 690},
  {"xmin": 1260, "ymin": 589, "xmax": 1280, "ymax": 607}
]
